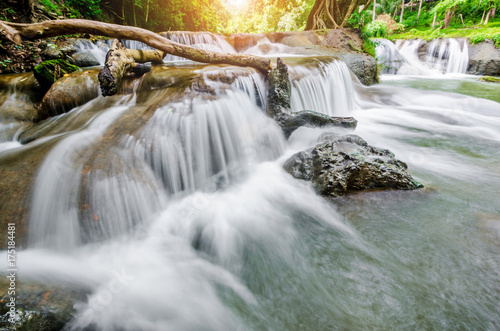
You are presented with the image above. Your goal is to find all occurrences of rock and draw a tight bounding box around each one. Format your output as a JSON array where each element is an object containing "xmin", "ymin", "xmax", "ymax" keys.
[
  {"xmin": 40, "ymin": 41, "xmax": 78, "ymax": 62},
  {"xmin": 34, "ymin": 59, "xmax": 80, "ymax": 91},
  {"xmin": 334, "ymin": 51, "xmax": 378, "ymax": 86},
  {"xmin": 72, "ymin": 51, "xmax": 101, "ymax": 67},
  {"xmin": 282, "ymin": 111, "xmax": 357, "ymax": 139},
  {"xmin": 284, "ymin": 134, "xmax": 423, "ymax": 197},
  {"xmin": 467, "ymin": 39, "xmax": 500, "ymax": 77},
  {"xmin": 0, "ymin": 280, "xmax": 86, "ymax": 330},
  {"xmin": 266, "ymin": 58, "xmax": 292, "ymax": 125},
  {"xmin": 35, "ymin": 69, "xmax": 99, "ymax": 122}
]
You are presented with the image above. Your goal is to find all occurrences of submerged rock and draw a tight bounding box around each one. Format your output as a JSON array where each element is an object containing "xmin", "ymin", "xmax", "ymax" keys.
[{"xmin": 284, "ymin": 134, "xmax": 423, "ymax": 197}]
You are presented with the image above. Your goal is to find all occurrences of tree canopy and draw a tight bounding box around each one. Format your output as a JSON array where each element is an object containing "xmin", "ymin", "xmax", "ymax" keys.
[{"xmin": 0, "ymin": 0, "xmax": 498, "ymax": 35}]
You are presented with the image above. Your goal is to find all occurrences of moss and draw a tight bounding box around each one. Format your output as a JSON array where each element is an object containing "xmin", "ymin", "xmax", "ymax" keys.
[
  {"xmin": 34, "ymin": 59, "xmax": 80, "ymax": 89},
  {"xmin": 479, "ymin": 76, "xmax": 500, "ymax": 83}
]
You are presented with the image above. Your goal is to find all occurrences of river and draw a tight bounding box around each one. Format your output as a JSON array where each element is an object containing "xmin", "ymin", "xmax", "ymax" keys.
[{"xmin": 0, "ymin": 36, "xmax": 499, "ymax": 330}]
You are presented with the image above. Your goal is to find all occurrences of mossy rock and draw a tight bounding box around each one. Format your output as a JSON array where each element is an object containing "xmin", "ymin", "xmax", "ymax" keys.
[
  {"xmin": 34, "ymin": 59, "xmax": 80, "ymax": 90},
  {"xmin": 479, "ymin": 76, "xmax": 500, "ymax": 83}
]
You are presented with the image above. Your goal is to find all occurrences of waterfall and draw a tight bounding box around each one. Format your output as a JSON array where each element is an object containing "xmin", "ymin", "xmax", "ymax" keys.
[
  {"xmin": 26, "ymin": 67, "xmax": 284, "ymax": 250},
  {"xmin": 375, "ymin": 38, "xmax": 469, "ymax": 75},
  {"xmin": 290, "ymin": 59, "xmax": 356, "ymax": 116},
  {"xmin": 74, "ymin": 39, "xmax": 112, "ymax": 66},
  {"xmin": 73, "ymin": 32, "xmax": 237, "ymax": 65}
]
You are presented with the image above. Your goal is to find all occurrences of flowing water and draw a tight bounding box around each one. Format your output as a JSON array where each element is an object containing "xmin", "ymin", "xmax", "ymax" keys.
[
  {"xmin": 375, "ymin": 38, "xmax": 469, "ymax": 75},
  {"xmin": 0, "ymin": 35, "xmax": 499, "ymax": 330}
]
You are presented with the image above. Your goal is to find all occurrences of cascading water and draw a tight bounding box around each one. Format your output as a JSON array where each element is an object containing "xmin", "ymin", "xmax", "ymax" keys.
[
  {"xmin": 376, "ymin": 38, "xmax": 469, "ymax": 75},
  {"xmin": 1, "ymin": 38, "xmax": 500, "ymax": 330},
  {"xmin": 290, "ymin": 59, "xmax": 356, "ymax": 116}
]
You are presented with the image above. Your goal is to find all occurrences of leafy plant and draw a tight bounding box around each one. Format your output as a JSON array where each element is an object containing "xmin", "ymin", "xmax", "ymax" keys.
[
  {"xmin": 65, "ymin": 0, "xmax": 102, "ymax": 19},
  {"xmin": 363, "ymin": 21, "xmax": 390, "ymax": 38},
  {"xmin": 347, "ymin": 10, "xmax": 371, "ymax": 29},
  {"xmin": 469, "ymin": 34, "xmax": 486, "ymax": 44},
  {"xmin": 493, "ymin": 34, "xmax": 500, "ymax": 48}
]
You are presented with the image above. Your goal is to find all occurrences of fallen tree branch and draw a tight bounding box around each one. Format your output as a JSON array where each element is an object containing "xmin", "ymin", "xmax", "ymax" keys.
[
  {"xmin": 0, "ymin": 19, "xmax": 271, "ymax": 74},
  {"xmin": 98, "ymin": 39, "xmax": 163, "ymax": 96}
]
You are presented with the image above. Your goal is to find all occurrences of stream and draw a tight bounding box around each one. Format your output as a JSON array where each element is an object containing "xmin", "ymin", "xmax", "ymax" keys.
[{"xmin": 0, "ymin": 36, "xmax": 499, "ymax": 330}]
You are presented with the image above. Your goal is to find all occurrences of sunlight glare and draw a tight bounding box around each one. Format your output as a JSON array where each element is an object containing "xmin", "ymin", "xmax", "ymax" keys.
[{"xmin": 227, "ymin": 0, "xmax": 247, "ymax": 8}]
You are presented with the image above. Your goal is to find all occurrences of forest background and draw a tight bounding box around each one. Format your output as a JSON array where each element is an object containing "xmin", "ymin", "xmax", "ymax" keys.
[{"xmin": 0, "ymin": 0, "xmax": 498, "ymax": 42}]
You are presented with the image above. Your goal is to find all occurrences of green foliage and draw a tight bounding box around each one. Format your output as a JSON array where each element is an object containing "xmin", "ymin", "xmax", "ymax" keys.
[
  {"xmin": 347, "ymin": 10, "xmax": 371, "ymax": 29},
  {"xmin": 65, "ymin": 0, "xmax": 101, "ymax": 19},
  {"xmin": 34, "ymin": 59, "xmax": 79, "ymax": 88},
  {"xmin": 40, "ymin": 0, "xmax": 62, "ymax": 15},
  {"xmin": 494, "ymin": 34, "xmax": 500, "ymax": 48},
  {"xmin": 363, "ymin": 21, "xmax": 390, "ymax": 38},
  {"xmin": 224, "ymin": 0, "xmax": 313, "ymax": 33},
  {"xmin": 469, "ymin": 34, "xmax": 485, "ymax": 44},
  {"xmin": 362, "ymin": 37, "xmax": 377, "ymax": 57}
]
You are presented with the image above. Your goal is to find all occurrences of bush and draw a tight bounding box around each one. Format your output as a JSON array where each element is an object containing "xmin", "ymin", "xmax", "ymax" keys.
[
  {"xmin": 494, "ymin": 35, "xmax": 500, "ymax": 48},
  {"xmin": 469, "ymin": 35, "xmax": 486, "ymax": 44},
  {"xmin": 363, "ymin": 21, "xmax": 390, "ymax": 38}
]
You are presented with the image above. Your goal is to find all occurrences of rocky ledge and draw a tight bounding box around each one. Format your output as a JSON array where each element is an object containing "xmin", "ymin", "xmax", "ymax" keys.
[{"xmin": 284, "ymin": 134, "xmax": 423, "ymax": 197}]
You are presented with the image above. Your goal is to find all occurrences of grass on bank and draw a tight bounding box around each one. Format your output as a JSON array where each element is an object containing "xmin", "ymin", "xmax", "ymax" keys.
[{"xmin": 388, "ymin": 21, "xmax": 500, "ymax": 46}]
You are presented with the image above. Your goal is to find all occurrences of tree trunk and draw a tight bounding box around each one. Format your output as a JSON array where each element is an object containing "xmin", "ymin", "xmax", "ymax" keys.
[
  {"xmin": 484, "ymin": 8, "xmax": 491, "ymax": 25},
  {"xmin": 145, "ymin": 0, "xmax": 150, "ymax": 23},
  {"xmin": 341, "ymin": 0, "xmax": 359, "ymax": 27},
  {"xmin": 122, "ymin": 0, "xmax": 126, "ymax": 24},
  {"xmin": 444, "ymin": 5, "xmax": 457, "ymax": 28},
  {"xmin": 432, "ymin": 11, "xmax": 437, "ymax": 28},
  {"xmin": 373, "ymin": 0, "xmax": 377, "ymax": 21},
  {"xmin": 416, "ymin": 0, "xmax": 423, "ymax": 25},
  {"xmin": 480, "ymin": 9, "xmax": 486, "ymax": 24},
  {"xmin": 132, "ymin": 0, "xmax": 137, "ymax": 27},
  {"xmin": 0, "ymin": 19, "xmax": 271, "ymax": 74},
  {"xmin": 400, "ymin": 0, "xmax": 405, "ymax": 23}
]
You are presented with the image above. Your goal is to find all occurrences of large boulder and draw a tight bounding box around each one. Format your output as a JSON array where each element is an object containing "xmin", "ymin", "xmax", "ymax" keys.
[
  {"xmin": 35, "ymin": 69, "xmax": 99, "ymax": 122},
  {"xmin": 284, "ymin": 134, "xmax": 423, "ymax": 197},
  {"xmin": 467, "ymin": 40, "xmax": 500, "ymax": 76}
]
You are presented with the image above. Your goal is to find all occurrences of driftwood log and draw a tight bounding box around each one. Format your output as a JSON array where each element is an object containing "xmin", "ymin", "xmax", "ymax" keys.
[
  {"xmin": 0, "ymin": 19, "xmax": 271, "ymax": 74},
  {"xmin": 98, "ymin": 39, "xmax": 164, "ymax": 96}
]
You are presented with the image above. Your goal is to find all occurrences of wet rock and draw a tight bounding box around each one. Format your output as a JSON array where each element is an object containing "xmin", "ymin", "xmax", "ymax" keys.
[
  {"xmin": 0, "ymin": 280, "xmax": 86, "ymax": 330},
  {"xmin": 334, "ymin": 52, "xmax": 378, "ymax": 86},
  {"xmin": 72, "ymin": 51, "xmax": 100, "ymax": 67},
  {"xmin": 468, "ymin": 40, "xmax": 500, "ymax": 77},
  {"xmin": 35, "ymin": 69, "xmax": 99, "ymax": 122},
  {"xmin": 266, "ymin": 58, "xmax": 292, "ymax": 126},
  {"xmin": 284, "ymin": 134, "xmax": 423, "ymax": 197},
  {"xmin": 282, "ymin": 111, "xmax": 357, "ymax": 139},
  {"xmin": 40, "ymin": 42, "xmax": 78, "ymax": 62},
  {"xmin": 34, "ymin": 59, "xmax": 80, "ymax": 91}
]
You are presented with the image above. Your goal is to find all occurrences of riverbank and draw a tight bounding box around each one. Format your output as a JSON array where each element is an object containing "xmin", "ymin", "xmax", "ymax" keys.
[{"xmin": 388, "ymin": 21, "xmax": 500, "ymax": 45}]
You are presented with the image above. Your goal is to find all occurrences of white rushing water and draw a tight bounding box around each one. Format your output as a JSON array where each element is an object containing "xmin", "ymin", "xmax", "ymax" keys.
[
  {"xmin": 375, "ymin": 38, "xmax": 469, "ymax": 75},
  {"xmin": 1, "ymin": 47, "xmax": 500, "ymax": 330}
]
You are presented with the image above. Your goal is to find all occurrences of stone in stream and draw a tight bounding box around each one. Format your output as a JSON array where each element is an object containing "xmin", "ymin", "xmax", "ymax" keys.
[
  {"xmin": 0, "ymin": 279, "xmax": 86, "ymax": 330},
  {"xmin": 34, "ymin": 59, "xmax": 80, "ymax": 90},
  {"xmin": 284, "ymin": 134, "xmax": 423, "ymax": 197}
]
